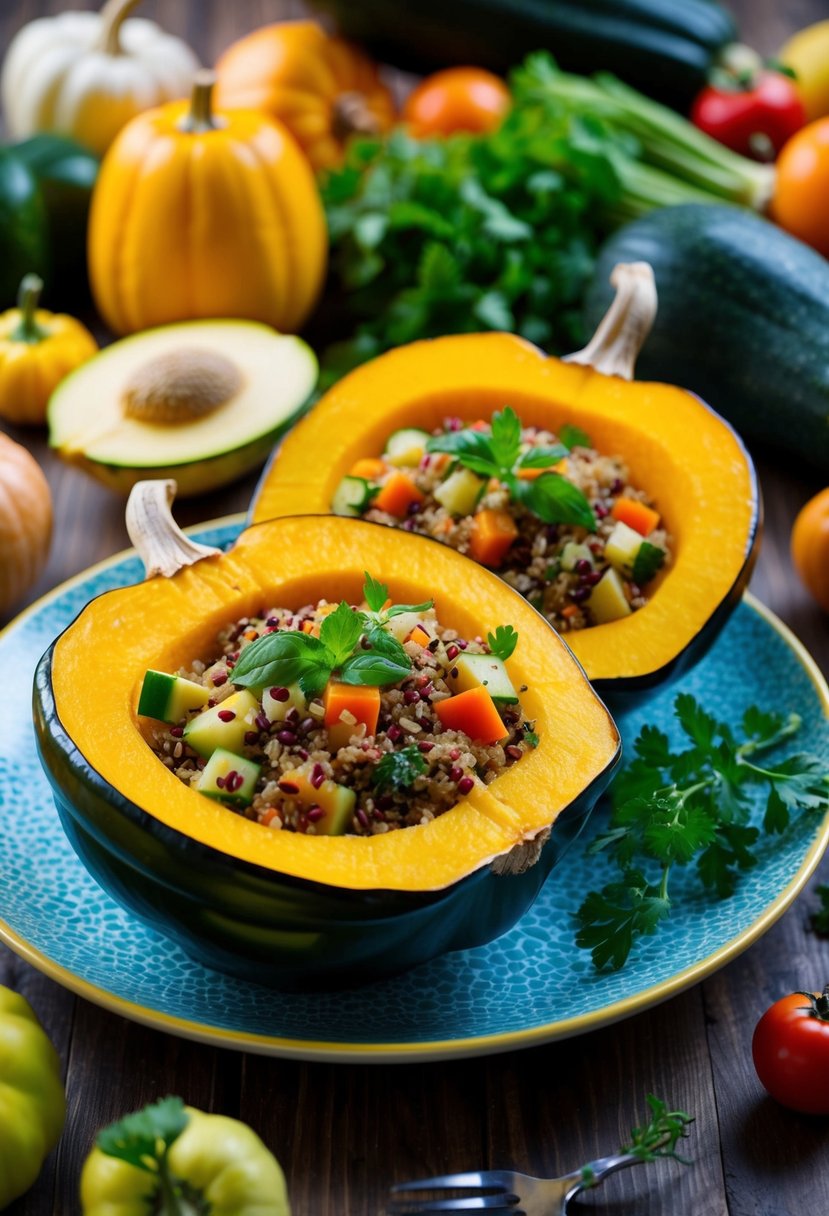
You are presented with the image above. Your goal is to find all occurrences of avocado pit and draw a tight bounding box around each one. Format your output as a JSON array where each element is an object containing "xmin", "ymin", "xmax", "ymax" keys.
[{"xmin": 122, "ymin": 348, "xmax": 244, "ymax": 425}]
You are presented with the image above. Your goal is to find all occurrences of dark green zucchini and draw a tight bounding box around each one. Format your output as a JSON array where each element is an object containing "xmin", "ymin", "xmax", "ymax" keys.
[
  {"xmin": 0, "ymin": 149, "xmax": 49, "ymax": 308},
  {"xmin": 310, "ymin": 0, "xmax": 739, "ymax": 111},
  {"xmin": 584, "ymin": 204, "xmax": 829, "ymax": 473}
]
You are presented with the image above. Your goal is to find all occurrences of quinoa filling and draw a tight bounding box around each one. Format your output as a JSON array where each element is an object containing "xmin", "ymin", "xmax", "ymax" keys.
[
  {"xmin": 332, "ymin": 409, "xmax": 671, "ymax": 632},
  {"xmin": 138, "ymin": 577, "xmax": 535, "ymax": 838}
]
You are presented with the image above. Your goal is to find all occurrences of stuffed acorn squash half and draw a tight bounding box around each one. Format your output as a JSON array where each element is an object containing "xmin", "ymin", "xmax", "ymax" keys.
[
  {"xmin": 33, "ymin": 481, "xmax": 620, "ymax": 989},
  {"xmin": 251, "ymin": 263, "xmax": 760, "ymax": 699}
]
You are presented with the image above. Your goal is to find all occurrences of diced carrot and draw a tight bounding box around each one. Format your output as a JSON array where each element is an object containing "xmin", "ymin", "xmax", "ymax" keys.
[
  {"xmin": 260, "ymin": 808, "xmax": 279, "ymax": 826},
  {"xmin": 406, "ymin": 625, "xmax": 431, "ymax": 647},
  {"xmin": 301, "ymin": 619, "xmax": 320, "ymax": 637},
  {"xmin": 349, "ymin": 457, "xmax": 386, "ymax": 480},
  {"xmin": 468, "ymin": 508, "xmax": 518, "ymax": 567},
  {"xmin": 561, "ymin": 604, "xmax": 581, "ymax": 619},
  {"xmin": 324, "ymin": 681, "xmax": 381, "ymax": 742},
  {"xmin": 430, "ymin": 452, "xmax": 451, "ymax": 473},
  {"xmin": 518, "ymin": 458, "xmax": 568, "ymax": 481},
  {"xmin": 470, "ymin": 419, "xmax": 489, "ymax": 431},
  {"xmin": 373, "ymin": 471, "xmax": 425, "ymax": 517},
  {"xmin": 434, "ymin": 686, "xmax": 507, "ymax": 744},
  {"xmin": 611, "ymin": 496, "xmax": 660, "ymax": 536}
]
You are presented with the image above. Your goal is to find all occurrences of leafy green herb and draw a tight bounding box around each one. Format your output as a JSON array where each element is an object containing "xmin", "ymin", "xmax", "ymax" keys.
[
  {"xmin": 632, "ymin": 540, "xmax": 666, "ymax": 586},
  {"xmin": 373, "ymin": 745, "xmax": 428, "ymax": 793},
  {"xmin": 559, "ymin": 423, "xmax": 591, "ymax": 451},
  {"xmin": 232, "ymin": 574, "xmax": 420, "ymax": 696},
  {"xmin": 427, "ymin": 407, "xmax": 595, "ymax": 530},
  {"xmin": 811, "ymin": 884, "xmax": 829, "ymax": 936},
  {"xmin": 97, "ymin": 1096, "xmax": 188, "ymax": 1173},
  {"xmin": 619, "ymin": 1094, "xmax": 694, "ymax": 1165},
  {"xmin": 523, "ymin": 725, "xmax": 540, "ymax": 748},
  {"xmin": 487, "ymin": 624, "xmax": 519, "ymax": 661},
  {"xmin": 576, "ymin": 696, "xmax": 829, "ymax": 970}
]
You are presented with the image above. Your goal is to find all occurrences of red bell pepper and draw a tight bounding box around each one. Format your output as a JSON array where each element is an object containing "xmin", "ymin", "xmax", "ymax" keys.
[{"xmin": 691, "ymin": 53, "xmax": 806, "ymax": 160}]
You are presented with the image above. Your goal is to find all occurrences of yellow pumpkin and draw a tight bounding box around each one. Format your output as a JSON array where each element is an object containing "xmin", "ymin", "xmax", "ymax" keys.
[
  {"xmin": 0, "ymin": 431, "xmax": 52, "ymax": 618},
  {"xmin": 215, "ymin": 20, "xmax": 396, "ymax": 172},
  {"xmin": 0, "ymin": 275, "xmax": 98, "ymax": 426},
  {"xmin": 88, "ymin": 71, "xmax": 327, "ymax": 337},
  {"xmin": 0, "ymin": 0, "xmax": 199, "ymax": 157}
]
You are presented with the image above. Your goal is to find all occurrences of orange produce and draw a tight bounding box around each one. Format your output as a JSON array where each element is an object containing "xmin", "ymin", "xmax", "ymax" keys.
[
  {"xmin": 611, "ymin": 496, "xmax": 660, "ymax": 536},
  {"xmin": 373, "ymin": 471, "xmax": 424, "ymax": 516},
  {"xmin": 469, "ymin": 508, "xmax": 518, "ymax": 567},
  {"xmin": 791, "ymin": 487, "xmax": 829, "ymax": 611},
  {"xmin": 771, "ymin": 118, "xmax": 829, "ymax": 256},
  {"xmin": 403, "ymin": 67, "xmax": 511, "ymax": 138},
  {"xmin": 215, "ymin": 21, "xmax": 396, "ymax": 172},
  {"xmin": 88, "ymin": 70, "xmax": 327, "ymax": 337},
  {"xmin": 0, "ymin": 431, "xmax": 52, "ymax": 617},
  {"xmin": 434, "ymin": 685, "xmax": 506, "ymax": 745}
]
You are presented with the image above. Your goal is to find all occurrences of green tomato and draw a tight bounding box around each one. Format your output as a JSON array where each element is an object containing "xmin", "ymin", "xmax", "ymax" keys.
[
  {"xmin": 0, "ymin": 984, "xmax": 66, "ymax": 1210},
  {"xmin": 80, "ymin": 1105, "xmax": 291, "ymax": 1216}
]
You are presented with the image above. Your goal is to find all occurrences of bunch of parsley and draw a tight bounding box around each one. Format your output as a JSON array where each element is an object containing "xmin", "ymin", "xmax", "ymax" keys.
[{"xmin": 576, "ymin": 696, "xmax": 829, "ymax": 971}]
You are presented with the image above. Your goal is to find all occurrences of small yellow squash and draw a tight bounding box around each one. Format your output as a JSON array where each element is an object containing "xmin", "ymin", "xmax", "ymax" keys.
[
  {"xmin": 0, "ymin": 275, "xmax": 98, "ymax": 426},
  {"xmin": 89, "ymin": 71, "xmax": 327, "ymax": 337},
  {"xmin": 1, "ymin": 0, "xmax": 199, "ymax": 157}
]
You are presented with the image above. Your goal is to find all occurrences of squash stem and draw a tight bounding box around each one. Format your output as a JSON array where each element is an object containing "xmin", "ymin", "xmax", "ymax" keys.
[
  {"xmin": 12, "ymin": 274, "xmax": 49, "ymax": 344},
  {"xmin": 179, "ymin": 70, "xmax": 222, "ymax": 134},
  {"xmin": 563, "ymin": 261, "xmax": 656, "ymax": 380},
  {"xmin": 126, "ymin": 480, "xmax": 222, "ymax": 580},
  {"xmin": 155, "ymin": 1158, "xmax": 203, "ymax": 1216},
  {"xmin": 97, "ymin": 0, "xmax": 144, "ymax": 55}
]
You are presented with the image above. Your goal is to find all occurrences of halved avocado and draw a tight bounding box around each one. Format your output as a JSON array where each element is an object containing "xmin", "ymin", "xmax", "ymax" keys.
[{"xmin": 48, "ymin": 319, "xmax": 317, "ymax": 496}]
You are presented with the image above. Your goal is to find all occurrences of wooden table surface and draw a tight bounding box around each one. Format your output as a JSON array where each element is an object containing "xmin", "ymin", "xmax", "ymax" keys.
[{"xmin": 2, "ymin": 1, "xmax": 829, "ymax": 1213}]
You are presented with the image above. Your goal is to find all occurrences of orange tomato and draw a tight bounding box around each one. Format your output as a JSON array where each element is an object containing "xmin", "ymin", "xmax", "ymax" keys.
[
  {"xmin": 791, "ymin": 486, "xmax": 829, "ymax": 610},
  {"xmin": 402, "ymin": 67, "xmax": 510, "ymax": 138},
  {"xmin": 771, "ymin": 118, "xmax": 829, "ymax": 255}
]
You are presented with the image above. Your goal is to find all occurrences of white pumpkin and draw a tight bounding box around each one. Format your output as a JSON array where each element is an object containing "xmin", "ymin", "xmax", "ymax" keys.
[{"xmin": 1, "ymin": 0, "xmax": 200, "ymax": 156}]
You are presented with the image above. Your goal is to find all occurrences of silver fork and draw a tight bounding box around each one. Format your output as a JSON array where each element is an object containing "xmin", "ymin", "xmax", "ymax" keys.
[{"xmin": 388, "ymin": 1148, "xmax": 667, "ymax": 1215}]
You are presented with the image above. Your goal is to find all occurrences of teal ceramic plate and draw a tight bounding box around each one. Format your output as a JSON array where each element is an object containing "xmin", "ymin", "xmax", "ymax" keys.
[{"xmin": 2, "ymin": 519, "xmax": 828, "ymax": 1063}]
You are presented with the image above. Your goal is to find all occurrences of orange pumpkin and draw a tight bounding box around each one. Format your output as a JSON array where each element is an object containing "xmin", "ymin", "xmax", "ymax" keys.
[
  {"xmin": 791, "ymin": 487, "xmax": 829, "ymax": 611},
  {"xmin": 0, "ymin": 432, "xmax": 52, "ymax": 617},
  {"xmin": 215, "ymin": 21, "xmax": 396, "ymax": 172},
  {"xmin": 88, "ymin": 70, "xmax": 327, "ymax": 337}
]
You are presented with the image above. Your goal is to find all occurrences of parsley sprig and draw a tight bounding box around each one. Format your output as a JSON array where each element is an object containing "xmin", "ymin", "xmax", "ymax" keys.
[
  {"xmin": 232, "ymin": 576, "xmax": 433, "ymax": 698},
  {"xmin": 426, "ymin": 407, "xmax": 596, "ymax": 530},
  {"xmin": 576, "ymin": 695, "xmax": 829, "ymax": 971},
  {"xmin": 372, "ymin": 744, "xmax": 428, "ymax": 793},
  {"xmin": 488, "ymin": 624, "xmax": 519, "ymax": 661}
]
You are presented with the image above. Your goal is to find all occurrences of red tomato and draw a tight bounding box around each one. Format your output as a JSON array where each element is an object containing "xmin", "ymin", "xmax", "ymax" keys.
[
  {"xmin": 403, "ymin": 67, "xmax": 511, "ymax": 138},
  {"xmin": 691, "ymin": 69, "xmax": 806, "ymax": 159},
  {"xmin": 752, "ymin": 986, "xmax": 829, "ymax": 1114}
]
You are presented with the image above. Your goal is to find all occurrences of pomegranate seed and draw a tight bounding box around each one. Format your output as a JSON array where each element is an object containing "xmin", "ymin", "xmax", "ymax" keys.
[
  {"xmin": 169, "ymin": 726, "xmax": 183, "ymax": 738},
  {"xmin": 458, "ymin": 776, "xmax": 475, "ymax": 795},
  {"xmin": 269, "ymin": 686, "xmax": 290, "ymax": 702},
  {"xmin": 450, "ymin": 765, "xmax": 464, "ymax": 783},
  {"xmin": 277, "ymin": 730, "xmax": 297, "ymax": 745},
  {"xmin": 418, "ymin": 741, "xmax": 435, "ymax": 753},
  {"xmin": 307, "ymin": 805, "xmax": 326, "ymax": 823},
  {"xmin": 277, "ymin": 780, "xmax": 299, "ymax": 794},
  {"xmin": 212, "ymin": 672, "xmax": 228, "ymax": 686},
  {"xmin": 446, "ymin": 644, "xmax": 459, "ymax": 661},
  {"xmin": 217, "ymin": 709, "xmax": 236, "ymax": 722},
  {"xmin": 244, "ymin": 730, "xmax": 259, "ymax": 745}
]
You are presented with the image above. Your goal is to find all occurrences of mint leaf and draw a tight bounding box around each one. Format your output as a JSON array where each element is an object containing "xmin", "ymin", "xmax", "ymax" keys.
[
  {"xmin": 97, "ymin": 1096, "xmax": 188, "ymax": 1172},
  {"xmin": 559, "ymin": 423, "xmax": 591, "ymax": 450},
  {"xmin": 319, "ymin": 601, "xmax": 364, "ymax": 667},
  {"xmin": 487, "ymin": 624, "xmax": 518, "ymax": 661},
  {"xmin": 518, "ymin": 472, "xmax": 596, "ymax": 530},
  {"xmin": 372, "ymin": 744, "xmax": 428, "ymax": 792},
  {"xmin": 490, "ymin": 407, "xmax": 522, "ymax": 470},
  {"xmin": 363, "ymin": 572, "xmax": 388, "ymax": 614},
  {"xmin": 632, "ymin": 541, "xmax": 666, "ymax": 586},
  {"xmin": 339, "ymin": 652, "xmax": 412, "ymax": 686}
]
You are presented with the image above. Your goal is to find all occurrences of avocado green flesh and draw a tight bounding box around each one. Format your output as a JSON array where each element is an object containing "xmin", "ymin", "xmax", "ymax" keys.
[{"xmin": 48, "ymin": 320, "xmax": 318, "ymax": 469}]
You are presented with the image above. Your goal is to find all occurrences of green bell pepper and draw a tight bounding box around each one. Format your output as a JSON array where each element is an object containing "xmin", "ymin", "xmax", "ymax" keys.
[
  {"xmin": 80, "ymin": 1097, "xmax": 291, "ymax": 1216},
  {"xmin": 0, "ymin": 984, "xmax": 66, "ymax": 1210}
]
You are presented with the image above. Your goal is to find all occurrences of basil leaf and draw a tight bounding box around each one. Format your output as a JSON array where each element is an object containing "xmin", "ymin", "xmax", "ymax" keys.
[
  {"xmin": 632, "ymin": 541, "xmax": 666, "ymax": 586},
  {"xmin": 362, "ymin": 571, "xmax": 388, "ymax": 614},
  {"xmin": 231, "ymin": 631, "xmax": 322, "ymax": 689},
  {"xmin": 490, "ymin": 407, "xmax": 522, "ymax": 470},
  {"xmin": 487, "ymin": 624, "xmax": 518, "ymax": 661},
  {"xmin": 319, "ymin": 601, "xmax": 364, "ymax": 666},
  {"xmin": 426, "ymin": 429, "xmax": 499, "ymax": 478},
  {"xmin": 520, "ymin": 473, "xmax": 596, "ymax": 531},
  {"xmin": 339, "ymin": 652, "xmax": 412, "ymax": 686},
  {"xmin": 386, "ymin": 600, "xmax": 434, "ymax": 618},
  {"xmin": 298, "ymin": 653, "xmax": 338, "ymax": 699},
  {"xmin": 364, "ymin": 626, "xmax": 410, "ymax": 667},
  {"xmin": 516, "ymin": 444, "xmax": 569, "ymax": 469},
  {"xmin": 559, "ymin": 424, "xmax": 591, "ymax": 451}
]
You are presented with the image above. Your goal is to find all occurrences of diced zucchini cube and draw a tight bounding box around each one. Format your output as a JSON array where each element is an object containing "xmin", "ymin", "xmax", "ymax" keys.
[
  {"xmin": 290, "ymin": 768, "xmax": 356, "ymax": 836},
  {"xmin": 331, "ymin": 475, "xmax": 373, "ymax": 517},
  {"xmin": 560, "ymin": 542, "xmax": 593, "ymax": 572},
  {"xmin": 604, "ymin": 521, "xmax": 644, "ymax": 576},
  {"xmin": 183, "ymin": 689, "xmax": 260, "ymax": 758},
  {"xmin": 384, "ymin": 427, "xmax": 430, "ymax": 467},
  {"xmin": 434, "ymin": 467, "xmax": 486, "ymax": 515},
  {"xmin": 449, "ymin": 653, "xmax": 519, "ymax": 704},
  {"xmin": 137, "ymin": 670, "xmax": 209, "ymax": 723},
  {"xmin": 196, "ymin": 748, "xmax": 261, "ymax": 807},
  {"xmin": 384, "ymin": 609, "xmax": 435, "ymax": 643},
  {"xmin": 587, "ymin": 567, "xmax": 632, "ymax": 624}
]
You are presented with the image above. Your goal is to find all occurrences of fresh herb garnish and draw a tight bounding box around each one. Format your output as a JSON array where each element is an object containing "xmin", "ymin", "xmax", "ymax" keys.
[
  {"xmin": 523, "ymin": 724, "xmax": 540, "ymax": 748},
  {"xmin": 232, "ymin": 575, "xmax": 423, "ymax": 696},
  {"xmin": 619, "ymin": 1094, "xmax": 694, "ymax": 1165},
  {"xmin": 811, "ymin": 884, "xmax": 829, "ymax": 936},
  {"xmin": 487, "ymin": 624, "xmax": 519, "ymax": 661},
  {"xmin": 373, "ymin": 745, "xmax": 428, "ymax": 793},
  {"xmin": 97, "ymin": 1095, "xmax": 188, "ymax": 1173},
  {"xmin": 559, "ymin": 423, "xmax": 591, "ymax": 451},
  {"xmin": 575, "ymin": 695, "xmax": 829, "ymax": 971},
  {"xmin": 426, "ymin": 407, "xmax": 596, "ymax": 530},
  {"xmin": 631, "ymin": 540, "xmax": 666, "ymax": 586}
]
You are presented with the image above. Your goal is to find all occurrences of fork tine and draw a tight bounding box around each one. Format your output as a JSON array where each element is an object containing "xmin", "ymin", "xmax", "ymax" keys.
[
  {"xmin": 387, "ymin": 1196, "xmax": 522, "ymax": 1214},
  {"xmin": 392, "ymin": 1172, "xmax": 510, "ymax": 1193}
]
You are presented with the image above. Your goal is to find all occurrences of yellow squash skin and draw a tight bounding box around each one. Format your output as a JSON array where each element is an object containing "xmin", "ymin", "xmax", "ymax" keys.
[
  {"xmin": 48, "ymin": 513, "xmax": 619, "ymax": 893},
  {"xmin": 88, "ymin": 75, "xmax": 327, "ymax": 337},
  {"xmin": 0, "ymin": 275, "xmax": 97, "ymax": 426},
  {"xmin": 251, "ymin": 332, "xmax": 759, "ymax": 692}
]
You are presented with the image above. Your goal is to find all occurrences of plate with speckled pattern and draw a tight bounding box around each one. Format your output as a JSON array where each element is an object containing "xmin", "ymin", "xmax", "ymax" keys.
[{"xmin": 2, "ymin": 518, "xmax": 828, "ymax": 1062}]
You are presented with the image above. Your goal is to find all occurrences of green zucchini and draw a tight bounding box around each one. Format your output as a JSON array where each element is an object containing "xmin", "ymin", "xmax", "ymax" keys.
[
  {"xmin": 310, "ymin": 0, "xmax": 738, "ymax": 110},
  {"xmin": 583, "ymin": 204, "xmax": 829, "ymax": 472},
  {"xmin": 0, "ymin": 149, "xmax": 49, "ymax": 308}
]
